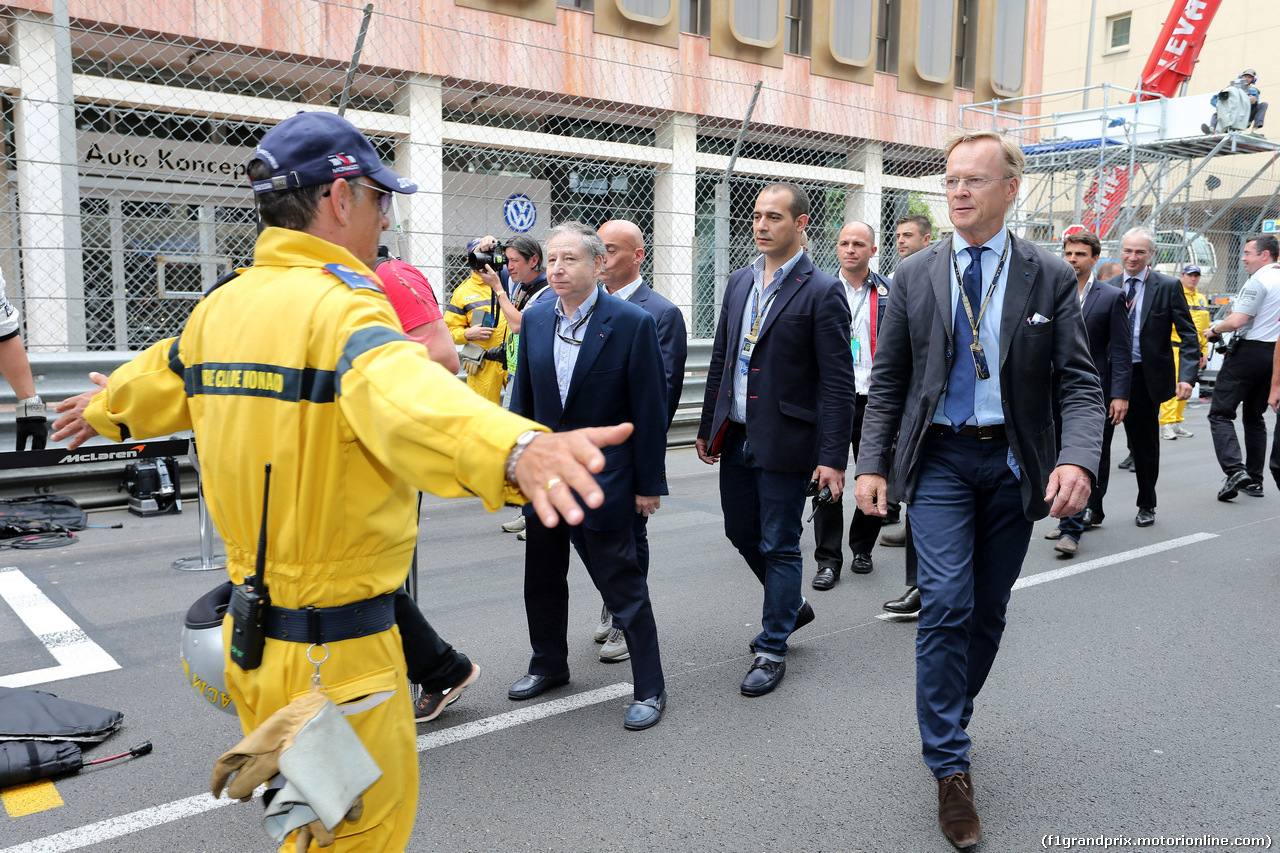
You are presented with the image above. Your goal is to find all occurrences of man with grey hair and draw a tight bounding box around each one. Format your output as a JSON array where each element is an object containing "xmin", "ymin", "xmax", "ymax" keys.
[
  {"xmin": 507, "ymin": 220, "xmax": 671, "ymax": 730},
  {"xmin": 1101, "ymin": 226, "xmax": 1199, "ymax": 526}
]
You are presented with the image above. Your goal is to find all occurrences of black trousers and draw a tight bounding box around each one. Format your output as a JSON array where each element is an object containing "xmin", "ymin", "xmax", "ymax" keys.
[
  {"xmin": 524, "ymin": 514, "xmax": 664, "ymax": 700},
  {"xmin": 812, "ymin": 395, "xmax": 882, "ymax": 569},
  {"xmin": 1208, "ymin": 340, "xmax": 1275, "ymax": 481},
  {"xmin": 395, "ymin": 588, "xmax": 472, "ymax": 692},
  {"xmin": 1125, "ymin": 362, "xmax": 1162, "ymax": 510}
]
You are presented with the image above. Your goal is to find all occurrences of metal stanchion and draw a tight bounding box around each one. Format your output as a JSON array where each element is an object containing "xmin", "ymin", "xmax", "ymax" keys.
[{"xmin": 171, "ymin": 439, "xmax": 226, "ymax": 572}]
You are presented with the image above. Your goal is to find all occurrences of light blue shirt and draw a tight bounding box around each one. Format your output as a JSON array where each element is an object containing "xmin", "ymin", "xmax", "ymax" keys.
[
  {"xmin": 932, "ymin": 228, "xmax": 1010, "ymax": 427},
  {"xmin": 731, "ymin": 248, "xmax": 806, "ymax": 424},
  {"xmin": 553, "ymin": 285, "xmax": 601, "ymax": 407},
  {"xmin": 1123, "ymin": 268, "xmax": 1149, "ymax": 363}
]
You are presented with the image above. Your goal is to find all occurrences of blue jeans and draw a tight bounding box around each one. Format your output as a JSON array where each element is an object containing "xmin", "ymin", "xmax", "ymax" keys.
[
  {"xmin": 718, "ymin": 428, "xmax": 810, "ymax": 657},
  {"xmin": 1058, "ymin": 507, "xmax": 1085, "ymax": 541},
  {"xmin": 910, "ymin": 432, "xmax": 1032, "ymax": 778}
]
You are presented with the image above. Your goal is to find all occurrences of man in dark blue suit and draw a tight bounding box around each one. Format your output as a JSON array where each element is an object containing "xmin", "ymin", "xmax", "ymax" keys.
[
  {"xmin": 508, "ymin": 221, "xmax": 670, "ymax": 731},
  {"xmin": 1048, "ymin": 230, "xmax": 1131, "ymax": 556},
  {"xmin": 696, "ymin": 182, "xmax": 856, "ymax": 697},
  {"xmin": 584, "ymin": 219, "xmax": 688, "ymax": 661},
  {"xmin": 854, "ymin": 132, "xmax": 1103, "ymax": 847}
]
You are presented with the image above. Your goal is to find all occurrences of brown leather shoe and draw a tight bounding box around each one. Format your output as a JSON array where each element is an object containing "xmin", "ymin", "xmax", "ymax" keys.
[{"xmin": 937, "ymin": 772, "xmax": 980, "ymax": 848}]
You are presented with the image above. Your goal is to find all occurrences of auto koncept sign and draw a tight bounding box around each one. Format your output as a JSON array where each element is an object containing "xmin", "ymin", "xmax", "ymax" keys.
[{"xmin": 78, "ymin": 133, "xmax": 251, "ymax": 185}]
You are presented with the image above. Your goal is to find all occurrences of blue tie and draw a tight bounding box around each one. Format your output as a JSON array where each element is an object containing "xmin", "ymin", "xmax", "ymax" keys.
[{"xmin": 945, "ymin": 246, "xmax": 987, "ymax": 429}]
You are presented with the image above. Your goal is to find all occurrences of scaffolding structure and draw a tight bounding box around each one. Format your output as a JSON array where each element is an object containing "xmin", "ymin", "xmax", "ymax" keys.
[{"xmin": 961, "ymin": 84, "xmax": 1280, "ymax": 295}]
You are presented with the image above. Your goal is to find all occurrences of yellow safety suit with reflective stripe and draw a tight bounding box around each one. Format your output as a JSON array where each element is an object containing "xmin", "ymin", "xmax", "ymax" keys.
[
  {"xmin": 1160, "ymin": 287, "xmax": 1211, "ymax": 425},
  {"xmin": 84, "ymin": 227, "xmax": 543, "ymax": 853},
  {"xmin": 445, "ymin": 272, "xmax": 508, "ymax": 403}
]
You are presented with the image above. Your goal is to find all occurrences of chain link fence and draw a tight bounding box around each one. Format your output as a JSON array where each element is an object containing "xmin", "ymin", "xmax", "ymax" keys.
[{"xmin": 2, "ymin": 0, "xmax": 978, "ymax": 352}]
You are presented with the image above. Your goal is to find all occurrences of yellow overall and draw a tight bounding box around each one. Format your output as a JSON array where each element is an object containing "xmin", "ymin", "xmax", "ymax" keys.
[
  {"xmin": 445, "ymin": 271, "xmax": 509, "ymax": 403},
  {"xmin": 1159, "ymin": 287, "xmax": 1211, "ymax": 425}
]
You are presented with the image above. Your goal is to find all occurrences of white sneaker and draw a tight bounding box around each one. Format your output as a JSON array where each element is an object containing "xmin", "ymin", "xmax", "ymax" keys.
[
  {"xmin": 593, "ymin": 603, "xmax": 612, "ymax": 643},
  {"xmin": 502, "ymin": 514, "xmax": 526, "ymax": 533},
  {"xmin": 599, "ymin": 626, "xmax": 630, "ymax": 662},
  {"xmin": 516, "ymin": 529, "xmax": 526, "ymax": 541},
  {"xmin": 1171, "ymin": 423, "xmax": 1195, "ymax": 438},
  {"xmin": 1160, "ymin": 424, "xmax": 1177, "ymax": 440}
]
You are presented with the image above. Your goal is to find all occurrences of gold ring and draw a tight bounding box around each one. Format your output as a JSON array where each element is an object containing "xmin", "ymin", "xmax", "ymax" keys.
[{"xmin": 544, "ymin": 477, "xmax": 562, "ymax": 492}]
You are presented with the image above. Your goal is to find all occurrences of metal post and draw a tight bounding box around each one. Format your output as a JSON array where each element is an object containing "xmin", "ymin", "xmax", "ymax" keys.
[
  {"xmin": 714, "ymin": 81, "xmax": 763, "ymax": 308},
  {"xmin": 172, "ymin": 439, "xmax": 226, "ymax": 572},
  {"xmin": 337, "ymin": 4, "xmax": 376, "ymax": 117}
]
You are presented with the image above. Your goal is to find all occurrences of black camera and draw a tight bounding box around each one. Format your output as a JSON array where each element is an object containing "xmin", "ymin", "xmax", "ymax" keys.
[{"xmin": 467, "ymin": 243, "xmax": 506, "ymax": 272}]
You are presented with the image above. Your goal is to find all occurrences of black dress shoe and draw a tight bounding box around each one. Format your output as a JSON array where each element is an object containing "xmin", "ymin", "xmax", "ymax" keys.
[
  {"xmin": 882, "ymin": 506, "xmax": 901, "ymax": 526},
  {"xmin": 796, "ymin": 599, "xmax": 815, "ymax": 630},
  {"xmin": 1135, "ymin": 508, "xmax": 1155, "ymax": 527},
  {"xmin": 812, "ymin": 566, "xmax": 839, "ymax": 590},
  {"xmin": 507, "ymin": 671, "xmax": 569, "ymax": 700},
  {"xmin": 1243, "ymin": 481, "xmax": 1265, "ymax": 497},
  {"xmin": 883, "ymin": 586, "xmax": 921, "ymax": 615},
  {"xmin": 1081, "ymin": 508, "xmax": 1103, "ymax": 528},
  {"xmin": 1217, "ymin": 470, "xmax": 1251, "ymax": 502},
  {"xmin": 851, "ymin": 553, "xmax": 874, "ymax": 574},
  {"xmin": 741, "ymin": 655, "xmax": 786, "ymax": 696},
  {"xmin": 1119, "ymin": 454, "xmax": 1135, "ymax": 471}
]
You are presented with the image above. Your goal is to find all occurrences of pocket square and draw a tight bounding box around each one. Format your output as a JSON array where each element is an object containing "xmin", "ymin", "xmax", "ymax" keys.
[{"xmin": 1026, "ymin": 313, "xmax": 1051, "ymax": 325}]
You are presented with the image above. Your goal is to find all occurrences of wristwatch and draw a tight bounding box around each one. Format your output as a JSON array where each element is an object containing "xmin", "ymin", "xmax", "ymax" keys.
[
  {"xmin": 504, "ymin": 430, "xmax": 541, "ymax": 485},
  {"xmin": 15, "ymin": 396, "xmax": 45, "ymax": 419}
]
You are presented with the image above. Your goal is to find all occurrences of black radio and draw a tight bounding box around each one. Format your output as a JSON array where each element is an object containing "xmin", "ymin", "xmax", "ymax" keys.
[{"xmin": 230, "ymin": 464, "xmax": 273, "ymax": 671}]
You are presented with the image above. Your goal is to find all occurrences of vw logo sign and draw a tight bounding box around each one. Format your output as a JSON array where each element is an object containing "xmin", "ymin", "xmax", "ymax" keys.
[{"xmin": 504, "ymin": 194, "xmax": 537, "ymax": 233}]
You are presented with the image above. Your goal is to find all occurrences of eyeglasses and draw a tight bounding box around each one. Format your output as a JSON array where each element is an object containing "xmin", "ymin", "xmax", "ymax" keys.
[
  {"xmin": 941, "ymin": 176, "xmax": 1012, "ymax": 191},
  {"xmin": 322, "ymin": 179, "xmax": 393, "ymax": 215},
  {"xmin": 354, "ymin": 180, "xmax": 393, "ymax": 215}
]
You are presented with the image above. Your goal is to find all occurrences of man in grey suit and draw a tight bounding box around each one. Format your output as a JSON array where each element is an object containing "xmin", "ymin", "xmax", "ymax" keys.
[{"xmin": 853, "ymin": 130, "xmax": 1104, "ymax": 848}]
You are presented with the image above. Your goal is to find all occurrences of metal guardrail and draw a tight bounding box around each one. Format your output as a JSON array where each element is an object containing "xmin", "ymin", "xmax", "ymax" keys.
[{"xmin": 0, "ymin": 343, "xmax": 713, "ymax": 506}]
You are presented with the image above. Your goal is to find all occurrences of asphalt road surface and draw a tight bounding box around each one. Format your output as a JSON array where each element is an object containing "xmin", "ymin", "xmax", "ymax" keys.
[{"xmin": 1, "ymin": 402, "xmax": 1276, "ymax": 852}]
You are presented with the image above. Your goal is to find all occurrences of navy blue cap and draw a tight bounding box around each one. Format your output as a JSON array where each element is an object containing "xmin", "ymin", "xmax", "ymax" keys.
[
  {"xmin": 466, "ymin": 238, "xmax": 483, "ymax": 254},
  {"xmin": 1182, "ymin": 264, "xmax": 1202, "ymax": 275},
  {"xmin": 248, "ymin": 111, "xmax": 417, "ymax": 195}
]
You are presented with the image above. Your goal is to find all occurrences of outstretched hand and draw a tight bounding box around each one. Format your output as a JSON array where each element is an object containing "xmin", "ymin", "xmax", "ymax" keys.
[
  {"xmin": 514, "ymin": 424, "xmax": 634, "ymax": 527},
  {"xmin": 51, "ymin": 372, "xmax": 109, "ymax": 450}
]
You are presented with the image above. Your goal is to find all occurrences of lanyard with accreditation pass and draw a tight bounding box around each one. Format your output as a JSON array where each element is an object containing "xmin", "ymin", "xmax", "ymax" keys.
[
  {"xmin": 949, "ymin": 238, "xmax": 1011, "ymax": 381},
  {"xmin": 739, "ymin": 282, "xmax": 782, "ymax": 374}
]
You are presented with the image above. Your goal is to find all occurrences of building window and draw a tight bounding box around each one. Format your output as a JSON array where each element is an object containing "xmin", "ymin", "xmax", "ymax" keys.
[
  {"xmin": 875, "ymin": 0, "xmax": 899, "ymax": 74},
  {"xmin": 680, "ymin": 0, "xmax": 710, "ymax": 34},
  {"xmin": 558, "ymin": 0, "xmax": 595, "ymax": 10},
  {"xmin": 830, "ymin": 0, "xmax": 875, "ymax": 66},
  {"xmin": 916, "ymin": 0, "xmax": 955, "ymax": 83},
  {"xmin": 955, "ymin": 0, "xmax": 977, "ymax": 89},
  {"xmin": 618, "ymin": 0, "xmax": 672, "ymax": 23},
  {"xmin": 1106, "ymin": 13, "xmax": 1130, "ymax": 52},
  {"xmin": 732, "ymin": 0, "xmax": 781, "ymax": 47},
  {"xmin": 784, "ymin": 0, "xmax": 812, "ymax": 56},
  {"xmin": 991, "ymin": 0, "xmax": 1027, "ymax": 95}
]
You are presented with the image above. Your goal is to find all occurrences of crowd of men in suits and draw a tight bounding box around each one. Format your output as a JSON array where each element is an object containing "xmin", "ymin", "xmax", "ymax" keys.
[{"xmin": 452, "ymin": 130, "xmax": 1280, "ymax": 849}]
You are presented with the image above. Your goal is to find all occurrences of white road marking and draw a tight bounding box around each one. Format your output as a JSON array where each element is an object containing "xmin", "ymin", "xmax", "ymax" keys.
[
  {"xmin": 872, "ymin": 532, "xmax": 1219, "ymax": 619},
  {"xmin": 0, "ymin": 567, "xmax": 120, "ymax": 688},
  {"xmin": 0, "ymin": 682, "xmax": 633, "ymax": 853},
  {"xmin": 1012, "ymin": 532, "xmax": 1218, "ymax": 590}
]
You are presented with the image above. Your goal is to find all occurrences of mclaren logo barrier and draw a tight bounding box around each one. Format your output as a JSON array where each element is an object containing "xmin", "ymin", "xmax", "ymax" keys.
[{"xmin": 0, "ymin": 439, "xmax": 227, "ymax": 572}]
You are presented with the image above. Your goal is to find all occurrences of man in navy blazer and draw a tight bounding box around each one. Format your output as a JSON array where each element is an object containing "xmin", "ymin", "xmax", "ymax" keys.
[
  {"xmin": 696, "ymin": 182, "xmax": 856, "ymax": 697},
  {"xmin": 509, "ymin": 221, "xmax": 670, "ymax": 731},
  {"xmin": 582, "ymin": 219, "xmax": 688, "ymax": 660},
  {"xmin": 854, "ymin": 132, "xmax": 1103, "ymax": 847},
  {"xmin": 1050, "ymin": 230, "xmax": 1131, "ymax": 555}
]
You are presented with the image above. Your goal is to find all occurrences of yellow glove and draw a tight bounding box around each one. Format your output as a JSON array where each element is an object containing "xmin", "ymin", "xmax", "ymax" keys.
[
  {"xmin": 210, "ymin": 691, "xmax": 328, "ymax": 802},
  {"xmin": 293, "ymin": 800, "xmax": 364, "ymax": 851}
]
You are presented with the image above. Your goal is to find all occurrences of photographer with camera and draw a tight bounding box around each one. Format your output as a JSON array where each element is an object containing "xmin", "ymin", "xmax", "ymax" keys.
[{"xmin": 446, "ymin": 237, "xmax": 511, "ymax": 403}]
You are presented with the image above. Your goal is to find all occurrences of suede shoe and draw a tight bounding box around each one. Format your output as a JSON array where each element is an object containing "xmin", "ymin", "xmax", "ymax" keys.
[
  {"xmin": 812, "ymin": 566, "xmax": 840, "ymax": 590},
  {"xmin": 507, "ymin": 671, "xmax": 570, "ymax": 700},
  {"xmin": 741, "ymin": 656, "xmax": 786, "ymax": 696},
  {"xmin": 879, "ymin": 527, "xmax": 907, "ymax": 547},
  {"xmin": 883, "ymin": 586, "xmax": 921, "ymax": 615},
  {"xmin": 1217, "ymin": 470, "xmax": 1251, "ymax": 502},
  {"xmin": 937, "ymin": 772, "xmax": 980, "ymax": 848},
  {"xmin": 851, "ymin": 553, "xmax": 873, "ymax": 574},
  {"xmin": 1044, "ymin": 528, "xmax": 1062, "ymax": 540},
  {"xmin": 1053, "ymin": 537, "xmax": 1078, "ymax": 557},
  {"xmin": 624, "ymin": 690, "xmax": 666, "ymax": 731}
]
